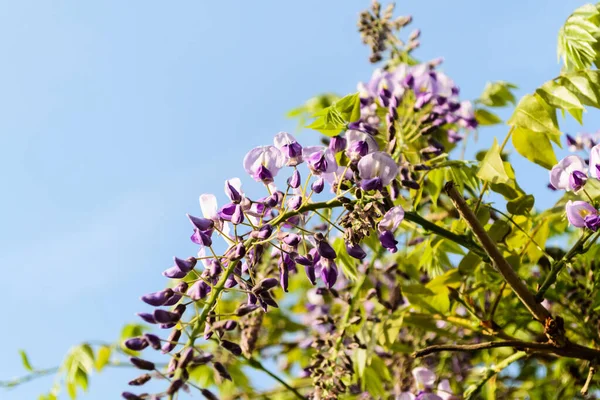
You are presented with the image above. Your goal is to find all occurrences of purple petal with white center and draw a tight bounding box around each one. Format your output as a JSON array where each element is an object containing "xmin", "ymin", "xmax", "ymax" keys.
[
  {"xmin": 566, "ymin": 200, "xmax": 597, "ymax": 228},
  {"xmin": 378, "ymin": 206, "xmax": 405, "ymax": 233},
  {"xmin": 412, "ymin": 366, "xmax": 436, "ymax": 389},
  {"xmin": 303, "ymin": 146, "xmax": 337, "ymax": 174},
  {"xmin": 590, "ymin": 144, "xmax": 600, "ymax": 179},
  {"xmin": 549, "ymin": 155, "xmax": 587, "ymax": 191},
  {"xmin": 358, "ymin": 152, "xmax": 399, "ymax": 187},
  {"xmin": 243, "ymin": 145, "xmax": 284, "ymax": 182}
]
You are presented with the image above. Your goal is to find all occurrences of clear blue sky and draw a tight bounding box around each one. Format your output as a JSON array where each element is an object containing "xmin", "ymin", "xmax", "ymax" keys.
[{"xmin": 0, "ymin": 1, "xmax": 590, "ymax": 399}]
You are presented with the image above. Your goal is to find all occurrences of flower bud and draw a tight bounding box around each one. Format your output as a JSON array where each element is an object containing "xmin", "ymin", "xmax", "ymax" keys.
[
  {"xmin": 320, "ymin": 259, "xmax": 338, "ymax": 289},
  {"xmin": 287, "ymin": 169, "xmax": 301, "ymax": 188},
  {"xmin": 201, "ymin": 388, "xmax": 220, "ymax": 400},
  {"xmin": 174, "ymin": 256, "xmax": 196, "ymax": 273},
  {"xmin": 124, "ymin": 337, "xmax": 148, "ymax": 351},
  {"xmin": 379, "ymin": 230, "xmax": 398, "ymax": 253},
  {"xmin": 254, "ymin": 277, "xmax": 279, "ymax": 293},
  {"xmin": 186, "ymin": 214, "xmax": 214, "ymax": 231},
  {"xmin": 315, "ymin": 234, "xmax": 337, "ymax": 259},
  {"xmin": 128, "ymin": 374, "xmax": 151, "ymax": 386},
  {"xmin": 287, "ymin": 195, "xmax": 302, "ymax": 210},
  {"xmin": 191, "ymin": 229, "xmax": 213, "ymax": 247},
  {"xmin": 236, "ymin": 303, "xmax": 260, "ymax": 316},
  {"xmin": 346, "ymin": 244, "xmax": 367, "ymax": 260},
  {"xmin": 221, "ymin": 340, "xmax": 242, "ymax": 356},
  {"xmin": 141, "ymin": 289, "xmax": 173, "ymax": 307},
  {"xmin": 179, "ymin": 347, "xmax": 195, "ymax": 369},
  {"xmin": 283, "ymin": 233, "xmax": 301, "ymax": 247},
  {"xmin": 225, "ymin": 180, "xmax": 242, "ymax": 203},
  {"xmin": 130, "ymin": 357, "xmax": 155, "ymax": 371},
  {"xmin": 224, "ymin": 320, "xmax": 238, "ymax": 330},
  {"xmin": 230, "ymin": 243, "xmax": 246, "ymax": 261},
  {"xmin": 153, "ymin": 309, "xmax": 180, "ymax": 324},
  {"xmin": 280, "ymin": 262, "xmax": 289, "ymax": 292},
  {"xmin": 162, "ymin": 329, "xmax": 181, "ymax": 354},
  {"xmin": 143, "ymin": 333, "xmax": 161, "ymax": 350},
  {"xmin": 187, "ymin": 280, "xmax": 211, "ymax": 301},
  {"xmin": 174, "ymin": 281, "xmax": 189, "ymax": 294},
  {"xmin": 162, "ymin": 265, "xmax": 187, "ymax": 279},
  {"xmin": 136, "ymin": 312, "xmax": 156, "ymax": 324},
  {"xmin": 122, "ymin": 392, "xmax": 143, "ymax": 400},
  {"xmin": 166, "ymin": 379, "xmax": 184, "ymax": 395},
  {"xmin": 214, "ymin": 361, "xmax": 232, "ymax": 381},
  {"xmin": 304, "ymin": 263, "xmax": 316, "ymax": 285}
]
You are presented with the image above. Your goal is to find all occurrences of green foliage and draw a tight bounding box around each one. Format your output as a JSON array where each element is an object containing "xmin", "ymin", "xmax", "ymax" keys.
[
  {"xmin": 19, "ymin": 350, "xmax": 33, "ymax": 372},
  {"xmin": 305, "ymin": 93, "xmax": 361, "ymax": 136},
  {"xmin": 557, "ymin": 3, "xmax": 600, "ymax": 71},
  {"xmin": 476, "ymin": 138, "xmax": 509, "ymax": 184},
  {"xmin": 478, "ymin": 81, "xmax": 517, "ymax": 107}
]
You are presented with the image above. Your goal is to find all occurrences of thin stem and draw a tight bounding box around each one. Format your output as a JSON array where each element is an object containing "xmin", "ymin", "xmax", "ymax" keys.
[
  {"xmin": 245, "ymin": 357, "xmax": 306, "ymax": 400},
  {"xmin": 535, "ymin": 230, "xmax": 593, "ymax": 301},
  {"xmin": 464, "ymin": 351, "xmax": 527, "ymax": 400},
  {"xmin": 581, "ymin": 364, "xmax": 596, "ymax": 396}
]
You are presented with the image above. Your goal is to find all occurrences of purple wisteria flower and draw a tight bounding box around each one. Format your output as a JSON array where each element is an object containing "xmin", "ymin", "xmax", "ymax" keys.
[
  {"xmin": 377, "ymin": 206, "xmax": 405, "ymax": 252},
  {"xmin": 345, "ymin": 130, "xmax": 378, "ymax": 161},
  {"xmin": 549, "ymin": 155, "xmax": 588, "ymax": 191},
  {"xmin": 274, "ymin": 132, "xmax": 303, "ymax": 166},
  {"xmin": 566, "ymin": 200, "xmax": 599, "ymax": 229},
  {"xmin": 412, "ymin": 366, "xmax": 436, "ymax": 390},
  {"xmin": 243, "ymin": 145, "xmax": 284, "ymax": 183},
  {"xmin": 357, "ymin": 152, "xmax": 399, "ymax": 191},
  {"xmin": 303, "ymin": 146, "xmax": 338, "ymax": 175},
  {"xmin": 590, "ymin": 143, "xmax": 600, "ymax": 179}
]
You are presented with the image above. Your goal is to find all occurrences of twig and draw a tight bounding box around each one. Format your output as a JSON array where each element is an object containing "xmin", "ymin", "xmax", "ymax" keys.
[
  {"xmin": 444, "ymin": 181, "xmax": 551, "ymax": 323},
  {"xmin": 464, "ymin": 351, "xmax": 527, "ymax": 400},
  {"xmin": 581, "ymin": 364, "xmax": 596, "ymax": 396},
  {"xmin": 536, "ymin": 231, "xmax": 593, "ymax": 302},
  {"xmin": 412, "ymin": 340, "xmax": 554, "ymax": 358},
  {"xmin": 245, "ymin": 357, "xmax": 306, "ymax": 400}
]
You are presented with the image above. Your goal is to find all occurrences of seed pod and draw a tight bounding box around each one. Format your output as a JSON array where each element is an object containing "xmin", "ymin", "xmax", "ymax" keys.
[
  {"xmin": 130, "ymin": 357, "xmax": 155, "ymax": 371},
  {"xmin": 128, "ymin": 374, "xmax": 151, "ymax": 386}
]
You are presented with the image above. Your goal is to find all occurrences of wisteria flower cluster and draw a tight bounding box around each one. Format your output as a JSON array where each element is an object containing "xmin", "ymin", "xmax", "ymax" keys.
[
  {"xmin": 14, "ymin": 2, "xmax": 600, "ymax": 400},
  {"xmin": 551, "ymin": 147, "xmax": 600, "ymax": 231}
]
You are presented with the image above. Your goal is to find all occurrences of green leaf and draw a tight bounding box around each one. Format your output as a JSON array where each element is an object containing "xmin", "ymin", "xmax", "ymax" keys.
[
  {"xmin": 334, "ymin": 92, "xmax": 361, "ymax": 122},
  {"xmin": 561, "ymin": 70, "xmax": 600, "ymax": 108},
  {"xmin": 475, "ymin": 108, "xmax": 502, "ymax": 125},
  {"xmin": 355, "ymin": 348, "xmax": 368, "ymax": 379},
  {"xmin": 478, "ymin": 81, "xmax": 517, "ymax": 107},
  {"xmin": 557, "ymin": 3, "xmax": 600, "ymax": 70},
  {"xmin": 507, "ymin": 94, "xmax": 561, "ymax": 144},
  {"xmin": 75, "ymin": 367, "xmax": 89, "ymax": 392},
  {"xmin": 511, "ymin": 127, "xmax": 558, "ymax": 170},
  {"xmin": 536, "ymin": 80, "xmax": 584, "ymax": 124},
  {"xmin": 19, "ymin": 350, "xmax": 33, "ymax": 372},
  {"xmin": 507, "ymin": 194, "xmax": 535, "ymax": 215},
  {"xmin": 476, "ymin": 138, "xmax": 510, "ymax": 184},
  {"xmin": 305, "ymin": 92, "xmax": 361, "ymax": 137},
  {"xmin": 95, "ymin": 346, "xmax": 111, "ymax": 372}
]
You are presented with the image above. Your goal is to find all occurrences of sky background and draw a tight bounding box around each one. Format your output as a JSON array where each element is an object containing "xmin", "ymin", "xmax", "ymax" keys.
[{"xmin": 0, "ymin": 0, "xmax": 593, "ymax": 399}]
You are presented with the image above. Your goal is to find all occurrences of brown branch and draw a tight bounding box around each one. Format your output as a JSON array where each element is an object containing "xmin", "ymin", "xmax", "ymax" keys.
[
  {"xmin": 444, "ymin": 181, "xmax": 551, "ymax": 323},
  {"xmin": 413, "ymin": 340, "xmax": 600, "ymax": 361}
]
